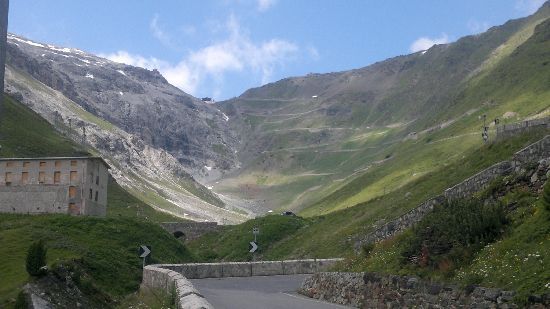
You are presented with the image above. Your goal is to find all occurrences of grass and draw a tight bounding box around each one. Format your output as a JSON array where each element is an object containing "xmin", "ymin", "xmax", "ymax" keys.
[
  {"xmin": 106, "ymin": 180, "xmax": 187, "ymax": 223},
  {"xmin": 0, "ymin": 214, "xmax": 195, "ymax": 307},
  {"xmin": 0, "ymin": 95, "xmax": 87, "ymax": 158},
  {"xmin": 342, "ymin": 177, "xmax": 550, "ymax": 304},
  {"xmin": 0, "ymin": 94, "xmax": 195, "ymax": 307},
  {"xmin": 189, "ymin": 129, "xmax": 549, "ymax": 261},
  {"xmin": 189, "ymin": 214, "xmax": 308, "ymax": 262}
]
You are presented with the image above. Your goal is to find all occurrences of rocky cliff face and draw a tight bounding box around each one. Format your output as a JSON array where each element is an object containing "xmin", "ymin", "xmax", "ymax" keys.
[
  {"xmin": 4, "ymin": 35, "xmax": 248, "ymax": 223},
  {"xmin": 6, "ymin": 34, "xmax": 237, "ymax": 179}
]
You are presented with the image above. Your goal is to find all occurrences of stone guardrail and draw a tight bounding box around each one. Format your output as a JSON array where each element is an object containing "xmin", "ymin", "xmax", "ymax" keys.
[
  {"xmin": 141, "ymin": 259, "xmax": 343, "ymax": 308},
  {"xmin": 355, "ymin": 135, "xmax": 550, "ymax": 251}
]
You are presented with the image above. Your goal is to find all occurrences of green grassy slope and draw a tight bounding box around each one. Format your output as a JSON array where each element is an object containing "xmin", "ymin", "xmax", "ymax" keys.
[
  {"xmin": 0, "ymin": 94, "xmax": 194, "ymax": 307},
  {"xmin": 188, "ymin": 129, "xmax": 548, "ymax": 260},
  {"xmin": 342, "ymin": 176, "xmax": 549, "ymax": 304},
  {"xmin": 0, "ymin": 215, "xmax": 194, "ymax": 306}
]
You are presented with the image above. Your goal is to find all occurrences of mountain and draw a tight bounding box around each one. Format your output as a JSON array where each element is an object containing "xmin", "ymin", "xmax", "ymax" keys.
[
  {"xmin": 5, "ymin": 35, "xmax": 237, "ymax": 177},
  {"xmin": 3, "ymin": 3, "xmax": 549, "ymax": 222},
  {"xmin": 4, "ymin": 37, "xmax": 248, "ymax": 223},
  {"xmin": 217, "ymin": 3, "xmax": 550, "ymax": 215}
]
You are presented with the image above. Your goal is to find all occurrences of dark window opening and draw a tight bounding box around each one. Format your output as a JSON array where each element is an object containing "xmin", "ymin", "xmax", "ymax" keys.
[
  {"xmin": 89, "ymin": 189, "xmax": 93, "ymax": 199},
  {"xmin": 95, "ymin": 191, "xmax": 98, "ymax": 202}
]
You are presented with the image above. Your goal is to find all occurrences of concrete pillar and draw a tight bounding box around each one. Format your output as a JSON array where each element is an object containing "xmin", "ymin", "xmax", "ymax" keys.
[{"xmin": 0, "ymin": 0, "xmax": 8, "ymax": 107}]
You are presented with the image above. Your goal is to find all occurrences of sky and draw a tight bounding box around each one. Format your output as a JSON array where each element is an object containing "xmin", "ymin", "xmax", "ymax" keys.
[{"xmin": 7, "ymin": 0, "xmax": 547, "ymax": 100}]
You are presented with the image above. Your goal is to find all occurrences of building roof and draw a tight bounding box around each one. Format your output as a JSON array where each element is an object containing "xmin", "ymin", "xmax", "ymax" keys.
[{"xmin": 0, "ymin": 156, "xmax": 111, "ymax": 169}]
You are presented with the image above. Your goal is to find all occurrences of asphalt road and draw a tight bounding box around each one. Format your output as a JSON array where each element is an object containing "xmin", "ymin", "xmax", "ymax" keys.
[{"xmin": 191, "ymin": 274, "xmax": 352, "ymax": 309}]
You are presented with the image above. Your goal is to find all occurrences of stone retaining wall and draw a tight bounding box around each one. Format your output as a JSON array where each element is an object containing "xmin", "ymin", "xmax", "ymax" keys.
[
  {"xmin": 444, "ymin": 161, "xmax": 512, "ymax": 200},
  {"xmin": 354, "ymin": 135, "xmax": 550, "ymax": 251},
  {"xmin": 299, "ymin": 272, "xmax": 365, "ymax": 307},
  {"xmin": 512, "ymin": 135, "xmax": 550, "ymax": 167},
  {"xmin": 300, "ymin": 272, "xmax": 549, "ymax": 308},
  {"xmin": 354, "ymin": 195, "xmax": 444, "ymax": 250},
  {"xmin": 496, "ymin": 116, "xmax": 549, "ymax": 139}
]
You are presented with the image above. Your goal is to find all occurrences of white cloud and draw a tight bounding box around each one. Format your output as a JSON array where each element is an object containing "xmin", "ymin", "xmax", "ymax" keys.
[
  {"xmin": 409, "ymin": 34, "xmax": 450, "ymax": 53},
  {"xmin": 102, "ymin": 14, "xmax": 298, "ymax": 97},
  {"xmin": 181, "ymin": 25, "xmax": 197, "ymax": 36},
  {"xmin": 515, "ymin": 0, "xmax": 545, "ymax": 14},
  {"xmin": 257, "ymin": 0, "xmax": 277, "ymax": 12},
  {"xmin": 150, "ymin": 14, "xmax": 173, "ymax": 47},
  {"xmin": 467, "ymin": 19, "xmax": 490, "ymax": 34},
  {"xmin": 307, "ymin": 45, "xmax": 320, "ymax": 61}
]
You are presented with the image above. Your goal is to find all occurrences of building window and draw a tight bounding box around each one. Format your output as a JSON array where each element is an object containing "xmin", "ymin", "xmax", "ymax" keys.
[
  {"xmin": 5, "ymin": 172, "xmax": 12, "ymax": 185},
  {"xmin": 39, "ymin": 162, "xmax": 47, "ymax": 169},
  {"xmin": 96, "ymin": 175, "xmax": 99, "ymax": 185},
  {"xmin": 71, "ymin": 160, "xmax": 78, "ymax": 167},
  {"xmin": 54, "ymin": 171, "xmax": 61, "ymax": 184},
  {"xmin": 21, "ymin": 172, "xmax": 29, "ymax": 185},
  {"xmin": 89, "ymin": 189, "xmax": 93, "ymax": 200},
  {"xmin": 38, "ymin": 172, "xmax": 46, "ymax": 184},
  {"xmin": 23, "ymin": 162, "xmax": 31, "ymax": 168},
  {"xmin": 55, "ymin": 161, "xmax": 62, "ymax": 168},
  {"xmin": 70, "ymin": 171, "xmax": 78, "ymax": 182},
  {"xmin": 95, "ymin": 191, "xmax": 99, "ymax": 202},
  {"xmin": 6, "ymin": 161, "xmax": 15, "ymax": 168},
  {"xmin": 69, "ymin": 186, "xmax": 77, "ymax": 198}
]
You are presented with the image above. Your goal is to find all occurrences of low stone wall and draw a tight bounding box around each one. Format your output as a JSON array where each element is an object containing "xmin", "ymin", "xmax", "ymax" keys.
[
  {"xmin": 512, "ymin": 135, "xmax": 550, "ymax": 167},
  {"xmin": 496, "ymin": 116, "xmax": 549, "ymax": 139},
  {"xmin": 444, "ymin": 161, "xmax": 512, "ymax": 200},
  {"xmin": 141, "ymin": 265, "xmax": 212, "ymax": 309},
  {"xmin": 156, "ymin": 259, "xmax": 343, "ymax": 279},
  {"xmin": 299, "ymin": 272, "xmax": 365, "ymax": 307},
  {"xmin": 354, "ymin": 195, "xmax": 444, "ymax": 251},
  {"xmin": 300, "ymin": 272, "xmax": 550, "ymax": 308}
]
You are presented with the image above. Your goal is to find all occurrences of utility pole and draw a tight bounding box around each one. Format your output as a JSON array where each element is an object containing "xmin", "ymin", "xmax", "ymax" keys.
[{"xmin": 481, "ymin": 114, "xmax": 488, "ymax": 142}]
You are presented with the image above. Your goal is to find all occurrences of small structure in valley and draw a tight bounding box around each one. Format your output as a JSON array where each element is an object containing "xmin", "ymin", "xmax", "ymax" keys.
[{"xmin": 0, "ymin": 157, "xmax": 109, "ymax": 216}]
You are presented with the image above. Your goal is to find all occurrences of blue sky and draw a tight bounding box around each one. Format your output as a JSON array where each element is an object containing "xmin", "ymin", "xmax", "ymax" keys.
[{"xmin": 7, "ymin": 0, "xmax": 547, "ymax": 100}]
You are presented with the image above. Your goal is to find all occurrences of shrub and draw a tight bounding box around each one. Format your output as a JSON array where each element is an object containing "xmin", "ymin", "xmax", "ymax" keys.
[
  {"xmin": 25, "ymin": 240, "xmax": 47, "ymax": 277},
  {"xmin": 401, "ymin": 199, "xmax": 507, "ymax": 272}
]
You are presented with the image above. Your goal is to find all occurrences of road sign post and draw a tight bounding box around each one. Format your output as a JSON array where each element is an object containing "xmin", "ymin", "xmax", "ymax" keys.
[
  {"xmin": 249, "ymin": 227, "xmax": 259, "ymax": 256},
  {"xmin": 139, "ymin": 245, "xmax": 151, "ymax": 268}
]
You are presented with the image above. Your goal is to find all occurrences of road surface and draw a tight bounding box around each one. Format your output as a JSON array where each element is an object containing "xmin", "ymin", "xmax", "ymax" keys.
[{"xmin": 191, "ymin": 274, "xmax": 351, "ymax": 309}]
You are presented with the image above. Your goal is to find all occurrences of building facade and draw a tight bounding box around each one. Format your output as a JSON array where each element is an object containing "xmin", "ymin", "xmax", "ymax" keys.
[{"xmin": 0, "ymin": 157, "xmax": 109, "ymax": 216}]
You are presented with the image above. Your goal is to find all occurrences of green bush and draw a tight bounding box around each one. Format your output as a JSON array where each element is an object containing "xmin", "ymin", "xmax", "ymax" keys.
[
  {"xmin": 25, "ymin": 240, "xmax": 47, "ymax": 277},
  {"xmin": 401, "ymin": 199, "xmax": 507, "ymax": 272}
]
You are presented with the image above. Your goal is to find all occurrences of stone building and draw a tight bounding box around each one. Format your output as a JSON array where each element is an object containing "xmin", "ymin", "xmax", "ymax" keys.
[{"xmin": 0, "ymin": 157, "xmax": 109, "ymax": 216}]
